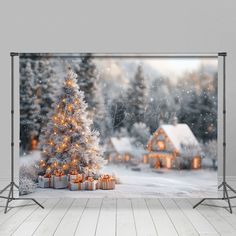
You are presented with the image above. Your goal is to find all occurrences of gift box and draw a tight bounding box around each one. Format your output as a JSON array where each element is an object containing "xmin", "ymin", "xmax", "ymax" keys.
[
  {"xmin": 68, "ymin": 174, "xmax": 78, "ymax": 181},
  {"xmin": 52, "ymin": 175, "xmax": 68, "ymax": 189},
  {"xmin": 79, "ymin": 173, "xmax": 87, "ymax": 182},
  {"xmin": 68, "ymin": 170, "xmax": 79, "ymax": 181},
  {"xmin": 96, "ymin": 177, "xmax": 101, "ymax": 189},
  {"xmin": 85, "ymin": 177, "xmax": 97, "ymax": 191},
  {"xmin": 38, "ymin": 174, "xmax": 53, "ymax": 188},
  {"xmin": 69, "ymin": 179, "xmax": 86, "ymax": 191},
  {"xmin": 101, "ymin": 174, "xmax": 115, "ymax": 190},
  {"xmin": 52, "ymin": 169, "xmax": 68, "ymax": 189}
]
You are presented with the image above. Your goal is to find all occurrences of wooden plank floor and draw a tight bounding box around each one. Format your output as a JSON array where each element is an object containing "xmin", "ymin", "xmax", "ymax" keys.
[{"xmin": 0, "ymin": 197, "xmax": 236, "ymax": 236}]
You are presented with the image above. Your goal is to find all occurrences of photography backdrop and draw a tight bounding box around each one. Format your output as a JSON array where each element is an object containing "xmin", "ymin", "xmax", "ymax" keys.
[
  {"xmin": 19, "ymin": 54, "xmax": 218, "ymax": 197},
  {"xmin": 0, "ymin": 1, "xmax": 236, "ymax": 193}
]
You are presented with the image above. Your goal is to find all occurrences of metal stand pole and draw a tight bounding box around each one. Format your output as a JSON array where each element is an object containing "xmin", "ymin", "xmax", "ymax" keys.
[
  {"xmin": 193, "ymin": 52, "xmax": 236, "ymax": 214},
  {"xmin": 0, "ymin": 52, "xmax": 44, "ymax": 214}
]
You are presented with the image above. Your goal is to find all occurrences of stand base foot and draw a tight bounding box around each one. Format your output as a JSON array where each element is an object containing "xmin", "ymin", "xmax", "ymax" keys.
[
  {"xmin": 0, "ymin": 182, "xmax": 44, "ymax": 214},
  {"xmin": 193, "ymin": 182, "xmax": 236, "ymax": 214}
]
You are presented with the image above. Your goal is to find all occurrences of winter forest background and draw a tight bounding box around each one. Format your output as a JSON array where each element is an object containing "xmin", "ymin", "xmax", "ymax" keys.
[{"xmin": 19, "ymin": 54, "xmax": 218, "ymax": 197}]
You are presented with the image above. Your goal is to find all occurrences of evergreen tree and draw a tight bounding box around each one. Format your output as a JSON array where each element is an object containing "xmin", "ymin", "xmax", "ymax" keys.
[
  {"xmin": 130, "ymin": 122, "xmax": 150, "ymax": 148},
  {"xmin": 198, "ymin": 89, "xmax": 217, "ymax": 141},
  {"xmin": 39, "ymin": 68, "xmax": 106, "ymax": 174},
  {"xmin": 145, "ymin": 77, "xmax": 175, "ymax": 132},
  {"xmin": 125, "ymin": 65, "xmax": 147, "ymax": 128},
  {"xmin": 34, "ymin": 59, "xmax": 60, "ymax": 131},
  {"xmin": 20, "ymin": 60, "xmax": 40, "ymax": 152},
  {"xmin": 74, "ymin": 54, "xmax": 98, "ymax": 111}
]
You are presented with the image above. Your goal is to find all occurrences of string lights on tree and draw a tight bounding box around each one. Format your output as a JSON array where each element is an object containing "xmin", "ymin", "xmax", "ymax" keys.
[{"xmin": 39, "ymin": 68, "xmax": 106, "ymax": 176}]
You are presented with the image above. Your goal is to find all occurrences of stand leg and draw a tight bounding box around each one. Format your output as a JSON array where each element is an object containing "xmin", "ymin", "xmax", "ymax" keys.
[
  {"xmin": 218, "ymin": 182, "xmax": 223, "ymax": 189},
  {"xmin": 224, "ymin": 184, "xmax": 232, "ymax": 214},
  {"xmin": 13, "ymin": 182, "xmax": 19, "ymax": 189},
  {"xmin": 32, "ymin": 199, "xmax": 44, "ymax": 209},
  {"xmin": 4, "ymin": 184, "xmax": 13, "ymax": 214},
  {"xmin": 226, "ymin": 183, "xmax": 236, "ymax": 194},
  {"xmin": 193, "ymin": 198, "xmax": 206, "ymax": 209},
  {"xmin": 0, "ymin": 183, "xmax": 11, "ymax": 195}
]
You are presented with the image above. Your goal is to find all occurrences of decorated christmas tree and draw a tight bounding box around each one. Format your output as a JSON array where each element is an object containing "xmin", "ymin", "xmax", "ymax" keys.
[{"xmin": 39, "ymin": 68, "xmax": 106, "ymax": 176}]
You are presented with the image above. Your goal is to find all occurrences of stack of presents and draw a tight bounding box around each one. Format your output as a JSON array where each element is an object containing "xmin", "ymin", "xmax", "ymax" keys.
[{"xmin": 38, "ymin": 169, "xmax": 116, "ymax": 191}]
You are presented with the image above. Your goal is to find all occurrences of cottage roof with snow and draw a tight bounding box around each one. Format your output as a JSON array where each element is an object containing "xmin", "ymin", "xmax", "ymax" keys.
[
  {"xmin": 149, "ymin": 123, "xmax": 201, "ymax": 154},
  {"xmin": 110, "ymin": 137, "xmax": 134, "ymax": 154},
  {"xmin": 107, "ymin": 137, "xmax": 147, "ymax": 158}
]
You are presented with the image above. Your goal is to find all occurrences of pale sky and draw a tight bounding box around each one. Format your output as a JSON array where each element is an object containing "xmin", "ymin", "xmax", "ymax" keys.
[
  {"xmin": 146, "ymin": 58, "xmax": 218, "ymax": 80},
  {"xmin": 94, "ymin": 57, "xmax": 218, "ymax": 83}
]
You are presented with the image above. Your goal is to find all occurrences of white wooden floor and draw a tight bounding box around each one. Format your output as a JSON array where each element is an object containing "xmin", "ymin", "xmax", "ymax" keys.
[{"xmin": 0, "ymin": 196, "xmax": 236, "ymax": 236}]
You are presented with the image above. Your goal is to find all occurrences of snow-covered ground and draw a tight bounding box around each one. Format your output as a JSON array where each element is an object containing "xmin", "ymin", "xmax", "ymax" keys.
[{"xmin": 20, "ymin": 152, "xmax": 218, "ymax": 198}]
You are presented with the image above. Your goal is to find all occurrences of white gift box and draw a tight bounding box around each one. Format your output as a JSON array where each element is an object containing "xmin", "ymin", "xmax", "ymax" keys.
[
  {"xmin": 38, "ymin": 176, "xmax": 53, "ymax": 188},
  {"xmin": 96, "ymin": 179, "xmax": 101, "ymax": 189},
  {"xmin": 68, "ymin": 174, "xmax": 78, "ymax": 181},
  {"xmin": 69, "ymin": 181, "xmax": 86, "ymax": 191},
  {"xmin": 85, "ymin": 180, "xmax": 97, "ymax": 191},
  {"xmin": 52, "ymin": 175, "xmax": 68, "ymax": 189},
  {"xmin": 101, "ymin": 179, "xmax": 115, "ymax": 190}
]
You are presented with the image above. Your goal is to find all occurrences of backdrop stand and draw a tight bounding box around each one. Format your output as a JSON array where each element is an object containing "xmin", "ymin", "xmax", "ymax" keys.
[
  {"xmin": 193, "ymin": 52, "xmax": 236, "ymax": 214},
  {"xmin": 0, "ymin": 52, "xmax": 44, "ymax": 214}
]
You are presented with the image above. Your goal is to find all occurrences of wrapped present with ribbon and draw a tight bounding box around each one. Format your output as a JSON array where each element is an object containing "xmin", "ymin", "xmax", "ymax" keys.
[
  {"xmin": 96, "ymin": 177, "xmax": 101, "ymax": 189},
  {"xmin": 68, "ymin": 177, "xmax": 86, "ymax": 191},
  {"xmin": 52, "ymin": 169, "xmax": 68, "ymax": 189},
  {"xmin": 101, "ymin": 174, "xmax": 115, "ymax": 190},
  {"xmin": 38, "ymin": 173, "xmax": 53, "ymax": 188},
  {"xmin": 79, "ymin": 173, "xmax": 87, "ymax": 182},
  {"xmin": 85, "ymin": 177, "xmax": 97, "ymax": 191},
  {"xmin": 68, "ymin": 169, "xmax": 79, "ymax": 181}
]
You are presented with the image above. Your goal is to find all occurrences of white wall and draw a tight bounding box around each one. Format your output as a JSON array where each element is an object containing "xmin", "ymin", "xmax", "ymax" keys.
[{"xmin": 0, "ymin": 0, "xmax": 236, "ymax": 189}]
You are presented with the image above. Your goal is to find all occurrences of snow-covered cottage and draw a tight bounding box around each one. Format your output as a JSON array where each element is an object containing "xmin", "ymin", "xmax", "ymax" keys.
[
  {"xmin": 105, "ymin": 137, "xmax": 146, "ymax": 164},
  {"xmin": 146, "ymin": 123, "xmax": 201, "ymax": 169}
]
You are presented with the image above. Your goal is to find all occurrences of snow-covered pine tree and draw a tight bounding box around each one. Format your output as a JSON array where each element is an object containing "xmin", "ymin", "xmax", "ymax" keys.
[
  {"xmin": 20, "ymin": 60, "xmax": 40, "ymax": 152},
  {"xmin": 74, "ymin": 54, "xmax": 98, "ymax": 111},
  {"xmin": 125, "ymin": 65, "xmax": 147, "ymax": 129},
  {"xmin": 145, "ymin": 77, "xmax": 175, "ymax": 133},
  {"xmin": 39, "ymin": 68, "xmax": 106, "ymax": 175},
  {"xmin": 130, "ymin": 122, "xmax": 150, "ymax": 148},
  {"xmin": 34, "ymin": 59, "xmax": 60, "ymax": 132}
]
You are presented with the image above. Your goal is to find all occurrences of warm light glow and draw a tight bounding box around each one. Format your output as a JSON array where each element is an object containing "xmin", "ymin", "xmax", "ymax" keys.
[
  {"xmin": 124, "ymin": 154, "xmax": 130, "ymax": 162},
  {"xmin": 66, "ymin": 79, "xmax": 73, "ymax": 86},
  {"xmin": 143, "ymin": 155, "xmax": 148, "ymax": 164},
  {"xmin": 62, "ymin": 143, "xmax": 66, "ymax": 148},
  {"xmin": 157, "ymin": 140, "xmax": 165, "ymax": 150},
  {"xmin": 192, "ymin": 156, "xmax": 201, "ymax": 169},
  {"xmin": 67, "ymin": 104, "xmax": 73, "ymax": 111},
  {"xmin": 49, "ymin": 141, "xmax": 54, "ymax": 146},
  {"xmin": 166, "ymin": 157, "xmax": 172, "ymax": 169}
]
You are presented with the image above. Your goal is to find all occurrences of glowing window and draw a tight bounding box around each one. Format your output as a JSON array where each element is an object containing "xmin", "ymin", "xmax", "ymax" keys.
[{"xmin": 157, "ymin": 140, "xmax": 165, "ymax": 150}]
